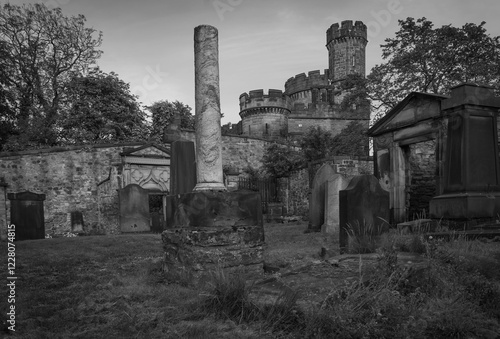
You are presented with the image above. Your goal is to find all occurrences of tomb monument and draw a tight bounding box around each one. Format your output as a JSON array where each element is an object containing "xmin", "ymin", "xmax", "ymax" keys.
[{"xmin": 162, "ymin": 25, "xmax": 264, "ymax": 277}]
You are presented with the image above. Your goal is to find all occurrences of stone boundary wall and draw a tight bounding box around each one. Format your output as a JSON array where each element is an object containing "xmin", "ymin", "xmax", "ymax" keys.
[
  {"xmin": 0, "ymin": 135, "xmax": 274, "ymax": 238},
  {"xmin": 0, "ymin": 143, "xmax": 138, "ymax": 238}
]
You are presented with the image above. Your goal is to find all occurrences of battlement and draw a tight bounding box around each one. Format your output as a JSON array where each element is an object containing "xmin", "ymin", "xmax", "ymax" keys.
[
  {"xmin": 284, "ymin": 70, "xmax": 330, "ymax": 95},
  {"xmin": 326, "ymin": 20, "xmax": 367, "ymax": 44},
  {"xmin": 239, "ymin": 89, "xmax": 287, "ymax": 111}
]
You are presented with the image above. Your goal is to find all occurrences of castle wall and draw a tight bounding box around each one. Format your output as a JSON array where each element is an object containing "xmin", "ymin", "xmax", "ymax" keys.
[
  {"xmin": 237, "ymin": 20, "xmax": 369, "ymax": 140},
  {"xmin": 287, "ymin": 118, "xmax": 369, "ymax": 137},
  {"xmin": 241, "ymin": 111, "xmax": 287, "ymax": 138},
  {"xmin": 239, "ymin": 89, "xmax": 289, "ymax": 138}
]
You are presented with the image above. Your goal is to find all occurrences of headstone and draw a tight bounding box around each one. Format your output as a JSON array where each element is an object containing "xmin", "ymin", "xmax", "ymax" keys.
[
  {"xmin": 169, "ymin": 140, "xmax": 196, "ymax": 195},
  {"xmin": 430, "ymin": 84, "xmax": 500, "ymax": 219},
  {"xmin": 118, "ymin": 184, "xmax": 150, "ymax": 232},
  {"xmin": 8, "ymin": 191, "xmax": 46, "ymax": 240},
  {"xmin": 70, "ymin": 211, "xmax": 84, "ymax": 233},
  {"xmin": 193, "ymin": 25, "xmax": 226, "ymax": 192},
  {"xmin": 322, "ymin": 174, "xmax": 350, "ymax": 234},
  {"xmin": 339, "ymin": 175, "xmax": 390, "ymax": 253},
  {"xmin": 309, "ymin": 164, "xmax": 336, "ymax": 231}
]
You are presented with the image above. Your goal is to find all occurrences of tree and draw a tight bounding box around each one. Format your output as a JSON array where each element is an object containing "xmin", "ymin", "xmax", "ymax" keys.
[
  {"xmin": 262, "ymin": 143, "xmax": 304, "ymax": 178},
  {"xmin": 146, "ymin": 100, "xmax": 195, "ymax": 141},
  {"xmin": 330, "ymin": 121, "xmax": 369, "ymax": 157},
  {"xmin": 59, "ymin": 70, "xmax": 149, "ymax": 144},
  {"xmin": 0, "ymin": 3, "xmax": 102, "ymax": 150},
  {"xmin": 335, "ymin": 73, "xmax": 371, "ymax": 116},
  {"xmin": 299, "ymin": 126, "xmax": 334, "ymax": 162},
  {"xmin": 368, "ymin": 17, "xmax": 500, "ymax": 120}
]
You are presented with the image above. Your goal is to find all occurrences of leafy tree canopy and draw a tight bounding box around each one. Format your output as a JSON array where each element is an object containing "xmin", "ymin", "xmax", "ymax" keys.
[
  {"xmin": 368, "ymin": 17, "xmax": 500, "ymax": 120},
  {"xmin": 59, "ymin": 70, "xmax": 149, "ymax": 144},
  {"xmin": 330, "ymin": 121, "xmax": 369, "ymax": 157},
  {"xmin": 262, "ymin": 142, "xmax": 304, "ymax": 178},
  {"xmin": 0, "ymin": 3, "xmax": 103, "ymax": 150},
  {"xmin": 146, "ymin": 100, "xmax": 195, "ymax": 142},
  {"xmin": 299, "ymin": 126, "xmax": 334, "ymax": 163}
]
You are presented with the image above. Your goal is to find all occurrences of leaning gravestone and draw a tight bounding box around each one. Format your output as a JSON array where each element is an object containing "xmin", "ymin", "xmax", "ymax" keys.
[
  {"xmin": 322, "ymin": 174, "xmax": 351, "ymax": 234},
  {"xmin": 339, "ymin": 175, "xmax": 390, "ymax": 253},
  {"xmin": 309, "ymin": 164, "xmax": 336, "ymax": 232},
  {"xmin": 118, "ymin": 184, "xmax": 150, "ymax": 232}
]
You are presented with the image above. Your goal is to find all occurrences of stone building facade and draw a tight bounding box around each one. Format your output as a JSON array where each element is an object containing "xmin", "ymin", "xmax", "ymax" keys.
[
  {"xmin": 237, "ymin": 20, "xmax": 370, "ymax": 140},
  {"xmin": 0, "ymin": 133, "xmax": 273, "ymax": 239}
]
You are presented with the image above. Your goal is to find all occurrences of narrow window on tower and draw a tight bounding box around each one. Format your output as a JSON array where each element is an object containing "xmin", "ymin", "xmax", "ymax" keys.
[{"xmin": 352, "ymin": 55, "xmax": 355, "ymax": 66}]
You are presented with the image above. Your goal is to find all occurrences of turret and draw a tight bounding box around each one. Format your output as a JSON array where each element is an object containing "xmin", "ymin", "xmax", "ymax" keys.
[
  {"xmin": 326, "ymin": 20, "xmax": 367, "ymax": 82},
  {"xmin": 238, "ymin": 89, "xmax": 289, "ymax": 139}
]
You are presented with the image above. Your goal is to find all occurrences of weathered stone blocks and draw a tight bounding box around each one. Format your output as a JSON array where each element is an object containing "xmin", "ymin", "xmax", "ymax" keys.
[{"xmin": 162, "ymin": 190, "xmax": 264, "ymax": 275}]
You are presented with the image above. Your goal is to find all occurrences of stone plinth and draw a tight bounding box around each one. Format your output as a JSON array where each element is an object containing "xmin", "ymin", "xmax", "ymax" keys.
[
  {"xmin": 430, "ymin": 84, "xmax": 500, "ymax": 219},
  {"xmin": 163, "ymin": 190, "xmax": 264, "ymax": 275},
  {"xmin": 162, "ymin": 226, "xmax": 264, "ymax": 274}
]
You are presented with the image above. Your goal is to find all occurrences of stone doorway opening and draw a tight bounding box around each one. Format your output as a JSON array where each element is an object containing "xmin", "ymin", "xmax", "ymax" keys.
[{"xmin": 149, "ymin": 192, "xmax": 167, "ymax": 233}]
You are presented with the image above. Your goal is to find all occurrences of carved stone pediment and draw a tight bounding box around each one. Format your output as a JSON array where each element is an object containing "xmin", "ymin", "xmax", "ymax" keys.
[{"xmin": 121, "ymin": 143, "xmax": 171, "ymax": 192}]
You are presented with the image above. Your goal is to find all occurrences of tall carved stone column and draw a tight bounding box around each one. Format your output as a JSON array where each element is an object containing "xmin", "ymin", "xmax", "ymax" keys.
[{"xmin": 193, "ymin": 25, "xmax": 226, "ymax": 191}]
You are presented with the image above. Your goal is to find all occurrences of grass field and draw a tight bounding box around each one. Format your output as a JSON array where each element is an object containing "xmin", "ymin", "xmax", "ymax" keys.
[{"xmin": 1, "ymin": 223, "xmax": 500, "ymax": 338}]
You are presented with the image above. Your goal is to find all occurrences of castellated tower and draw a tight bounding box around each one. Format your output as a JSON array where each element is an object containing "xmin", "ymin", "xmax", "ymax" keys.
[
  {"xmin": 326, "ymin": 20, "xmax": 368, "ymax": 82},
  {"xmin": 238, "ymin": 89, "xmax": 289, "ymax": 139},
  {"xmin": 238, "ymin": 20, "xmax": 369, "ymax": 143}
]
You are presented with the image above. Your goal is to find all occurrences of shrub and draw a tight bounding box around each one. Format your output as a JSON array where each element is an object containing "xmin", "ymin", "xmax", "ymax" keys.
[
  {"xmin": 201, "ymin": 268, "xmax": 259, "ymax": 324},
  {"xmin": 346, "ymin": 221, "xmax": 386, "ymax": 254}
]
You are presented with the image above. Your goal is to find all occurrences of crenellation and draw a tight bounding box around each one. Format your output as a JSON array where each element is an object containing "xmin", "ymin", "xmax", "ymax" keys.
[
  {"xmin": 284, "ymin": 70, "xmax": 330, "ymax": 95},
  {"xmin": 238, "ymin": 21, "xmax": 369, "ymax": 142}
]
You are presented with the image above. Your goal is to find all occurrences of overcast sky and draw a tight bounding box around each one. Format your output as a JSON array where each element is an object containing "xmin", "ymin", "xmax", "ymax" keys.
[{"xmin": 5, "ymin": 0, "xmax": 500, "ymax": 124}]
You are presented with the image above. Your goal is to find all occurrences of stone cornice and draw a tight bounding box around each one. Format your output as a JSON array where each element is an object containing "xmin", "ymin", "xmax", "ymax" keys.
[{"xmin": 239, "ymin": 106, "xmax": 290, "ymax": 119}]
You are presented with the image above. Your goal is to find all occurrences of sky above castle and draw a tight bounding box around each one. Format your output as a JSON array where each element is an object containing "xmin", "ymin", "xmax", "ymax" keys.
[{"xmin": 5, "ymin": 0, "xmax": 500, "ymax": 124}]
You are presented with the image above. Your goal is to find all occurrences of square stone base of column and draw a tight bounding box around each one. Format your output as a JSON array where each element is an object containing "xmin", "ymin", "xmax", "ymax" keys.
[
  {"xmin": 162, "ymin": 190, "xmax": 265, "ymax": 278},
  {"xmin": 162, "ymin": 226, "xmax": 265, "ymax": 277}
]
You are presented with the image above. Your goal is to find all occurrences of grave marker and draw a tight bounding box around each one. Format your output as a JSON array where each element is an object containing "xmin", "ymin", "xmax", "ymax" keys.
[
  {"xmin": 309, "ymin": 164, "xmax": 336, "ymax": 232},
  {"xmin": 339, "ymin": 175, "xmax": 390, "ymax": 253}
]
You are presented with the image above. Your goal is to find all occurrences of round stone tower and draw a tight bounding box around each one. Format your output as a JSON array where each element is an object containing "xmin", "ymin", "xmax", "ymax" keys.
[
  {"xmin": 326, "ymin": 20, "xmax": 367, "ymax": 82},
  {"xmin": 239, "ymin": 89, "xmax": 289, "ymax": 139}
]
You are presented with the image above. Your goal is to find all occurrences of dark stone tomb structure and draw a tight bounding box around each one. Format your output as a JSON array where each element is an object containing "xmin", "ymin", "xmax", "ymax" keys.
[
  {"xmin": 430, "ymin": 84, "xmax": 500, "ymax": 220},
  {"xmin": 8, "ymin": 191, "xmax": 46, "ymax": 240},
  {"xmin": 169, "ymin": 140, "xmax": 196, "ymax": 195},
  {"xmin": 339, "ymin": 175, "xmax": 390, "ymax": 253}
]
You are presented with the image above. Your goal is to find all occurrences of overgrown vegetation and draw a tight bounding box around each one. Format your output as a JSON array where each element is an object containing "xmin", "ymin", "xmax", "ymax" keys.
[{"xmin": 2, "ymin": 226, "xmax": 499, "ymax": 338}]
